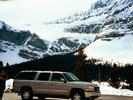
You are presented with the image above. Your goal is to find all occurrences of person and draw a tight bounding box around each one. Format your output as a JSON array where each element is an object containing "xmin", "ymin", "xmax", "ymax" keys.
[{"xmin": 0, "ymin": 61, "xmax": 8, "ymax": 100}]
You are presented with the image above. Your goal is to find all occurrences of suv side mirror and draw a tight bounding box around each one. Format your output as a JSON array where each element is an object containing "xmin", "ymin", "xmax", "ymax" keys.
[{"xmin": 60, "ymin": 78, "xmax": 66, "ymax": 83}]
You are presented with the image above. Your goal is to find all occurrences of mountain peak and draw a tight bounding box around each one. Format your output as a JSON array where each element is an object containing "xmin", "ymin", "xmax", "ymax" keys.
[
  {"xmin": 91, "ymin": 0, "xmax": 133, "ymax": 10},
  {"xmin": 91, "ymin": 0, "xmax": 111, "ymax": 10}
]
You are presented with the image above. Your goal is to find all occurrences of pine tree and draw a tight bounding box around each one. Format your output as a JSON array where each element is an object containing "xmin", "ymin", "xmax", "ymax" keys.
[
  {"xmin": 126, "ymin": 65, "xmax": 133, "ymax": 90},
  {"xmin": 74, "ymin": 47, "xmax": 91, "ymax": 81},
  {"xmin": 108, "ymin": 63, "xmax": 120, "ymax": 88}
]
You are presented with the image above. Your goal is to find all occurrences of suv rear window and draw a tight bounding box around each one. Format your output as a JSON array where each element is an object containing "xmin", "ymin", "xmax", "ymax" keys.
[
  {"xmin": 38, "ymin": 73, "xmax": 50, "ymax": 81},
  {"xmin": 15, "ymin": 72, "xmax": 37, "ymax": 80}
]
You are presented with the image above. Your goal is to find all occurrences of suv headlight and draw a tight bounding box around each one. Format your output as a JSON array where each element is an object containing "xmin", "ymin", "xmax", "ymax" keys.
[{"xmin": 86, "ymin": 85, "xmax": 94, "ymax": 91}]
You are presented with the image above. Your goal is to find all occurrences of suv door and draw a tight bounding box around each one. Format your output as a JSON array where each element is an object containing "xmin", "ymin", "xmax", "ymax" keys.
[
  {"xmin": 49, "ymin": 73, "xmax": 69, "ymax": 96},
  {"xmin": 34, "ymin": 72, "xmax": 51, "ymax": 95}
]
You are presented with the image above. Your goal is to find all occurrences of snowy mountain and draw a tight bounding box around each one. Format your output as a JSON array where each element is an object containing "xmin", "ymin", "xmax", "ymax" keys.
[
  {"xmin": 1, "ymin": 0, "xmax": 133, "ymax": 64},
  {"xmin": 83, "ymin": 0, "xmax": 133, "ymax": 64},
  {"xmin": 53, "ymin": 0, "xmax": 133, "ymax": 64},
  {"xmin": 0, "ymin": 20, "xmax": 92, "ymax": 65}
]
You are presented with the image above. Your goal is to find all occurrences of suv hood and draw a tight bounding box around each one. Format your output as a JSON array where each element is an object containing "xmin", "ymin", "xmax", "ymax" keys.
[{"xmin": 68, "ymin": 81, "xmax": 98, "ymax": 87}]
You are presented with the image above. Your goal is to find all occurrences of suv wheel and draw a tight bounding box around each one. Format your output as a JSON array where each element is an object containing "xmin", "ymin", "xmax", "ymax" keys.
[
  {"xmin": 38, "ymin": 96, "xmax": 45, "ymax": 100},
  {"xmin": 87, "ymin": 97, "xmax": 94, "ymax": 100},
  {"xmin": 21, "ymin": 88, "xmax": 33, "ymax": 100},
  {"xmin": 71, "ymin": 91, "xmax": 85, "ymax": 100},
  {"xmin": 89, "ymin": 97, "xmax": 94, "ymax": 100}
]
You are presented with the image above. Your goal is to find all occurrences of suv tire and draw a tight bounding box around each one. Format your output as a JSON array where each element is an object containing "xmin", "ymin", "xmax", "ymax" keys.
[
  {"xmin": 71, "ymin": 91, "xmax": 85, "ymax": 100},
  {"xmin": 89, "ymin": 97, "xmax": 94, "ymax": 100},
  {"xmin": 86, "ymin": 97, "xmax": 94, "ymax": 100},
  {"xmin": 38, "ymin": 96, "xmax": 45, "ymax": 100},
  {"xmin": 21, "ymin": 88, "xmax": 33, "ymax": 100}
]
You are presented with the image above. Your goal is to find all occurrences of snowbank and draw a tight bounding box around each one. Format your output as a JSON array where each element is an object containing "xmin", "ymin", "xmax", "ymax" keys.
[
  {"xmin": 93, "ymin": 82, "xmax": 133, "ymax": 96},
  {"xmin": 5, "ymin": 79, "xmax": 14, "ymax": 90}
]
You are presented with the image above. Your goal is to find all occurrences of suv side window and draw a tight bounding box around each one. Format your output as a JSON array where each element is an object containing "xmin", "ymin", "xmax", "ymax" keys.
[
  {"xmin": 15, "ymin": 72, "xmax": 37, "ymax": 80},
  {"xmin": 38, "ymin": 73, "xmax": 50, "ymax": 81},
  {"xmin": 51, "ymin": 73, "xmax": 65, "ymax": 81}
]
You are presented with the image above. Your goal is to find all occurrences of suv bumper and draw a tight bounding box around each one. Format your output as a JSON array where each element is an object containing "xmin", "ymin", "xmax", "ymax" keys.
[{"xmin": 85, "ymin": 91, "xmax": 101, "ymax": 98}]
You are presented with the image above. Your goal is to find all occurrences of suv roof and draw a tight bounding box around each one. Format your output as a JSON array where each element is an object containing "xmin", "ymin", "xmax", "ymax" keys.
[{"xmin": 20, "ymin": 70, "xmax": 68, "ymax": 73}]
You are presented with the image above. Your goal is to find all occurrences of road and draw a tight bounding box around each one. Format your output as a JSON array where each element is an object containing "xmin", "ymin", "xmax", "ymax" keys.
[{"xmin": 3, "ymin": 93, "xmax": 133, "ymax": 100}]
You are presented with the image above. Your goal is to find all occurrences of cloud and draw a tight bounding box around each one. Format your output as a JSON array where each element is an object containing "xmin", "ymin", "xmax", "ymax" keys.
[
  {"xmin": 0, "ymin": 0, "xmax": 97, "ymax": 23},
  {"xmin": 0, "ymin": 0, "xmax": 97, "ymax": 40}
]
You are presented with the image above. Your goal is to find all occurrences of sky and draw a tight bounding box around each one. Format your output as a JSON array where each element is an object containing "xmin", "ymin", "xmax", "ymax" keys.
[
  {"xmin": 0, "ymin": 0, "xmax": 97, "ymax": 24},
  {"xmin": 0, "ymin": 0, "xmax": 97, "ymax": 40}
]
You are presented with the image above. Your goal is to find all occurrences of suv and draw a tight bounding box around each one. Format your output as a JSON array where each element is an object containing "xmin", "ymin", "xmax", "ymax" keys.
[{"xmin": 13, "ymin": 71, "xmax": 100, "ymax": 100}]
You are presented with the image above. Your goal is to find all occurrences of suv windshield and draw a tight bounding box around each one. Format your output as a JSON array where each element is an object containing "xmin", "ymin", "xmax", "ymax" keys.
[{"xmin": 63, "ymin": 73, "xmax": 79, "ymax": 81}]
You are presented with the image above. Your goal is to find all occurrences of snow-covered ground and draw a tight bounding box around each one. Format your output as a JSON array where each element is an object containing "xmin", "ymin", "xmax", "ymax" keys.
[
  {"xmin": 85, "ymin": 34, "xmax": 133, "ymax": 64},
  {"xmin": 0, "ymin": 45, "xmax": 28, "ymax": 65},
  {"xmin": 5, "ymin": 79, "xmax": 14, "ymax": 90},
  {"xmin": 5, "ymin": 79, "xmax": 133, "ymax": 96},
  {"xmin": 93, "ymin": 81, "xmax": 133, "ymax": 96}
]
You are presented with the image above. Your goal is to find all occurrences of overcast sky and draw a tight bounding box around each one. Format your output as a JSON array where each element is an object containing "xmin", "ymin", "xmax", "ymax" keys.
[
  {"xmin": 0, "ymin": 0, "xmax": 97, "ymax": 40},
  {"xmin": 0, "ymin": 0, "xmax": 97, "ymax": 24}
]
